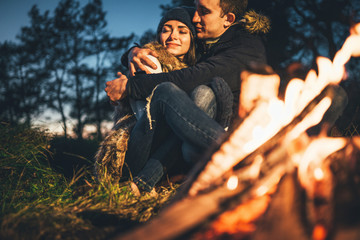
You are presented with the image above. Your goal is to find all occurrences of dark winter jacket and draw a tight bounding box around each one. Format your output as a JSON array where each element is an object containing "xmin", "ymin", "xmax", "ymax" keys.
[{"xmin": 125, "ymin": 12, "xmax": 269, "ymax": 122}]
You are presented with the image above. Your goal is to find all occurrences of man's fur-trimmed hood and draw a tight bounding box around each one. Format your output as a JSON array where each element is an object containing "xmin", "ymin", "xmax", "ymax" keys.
[{"xmin": 241, "ymin": 10, "xmax": 271, "ymax": 34}]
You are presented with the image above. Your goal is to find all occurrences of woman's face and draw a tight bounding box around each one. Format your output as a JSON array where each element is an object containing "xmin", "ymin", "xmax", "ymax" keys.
[{"xmin": 159, "ymin": 20, "xmax": 191, "ymax": 60}]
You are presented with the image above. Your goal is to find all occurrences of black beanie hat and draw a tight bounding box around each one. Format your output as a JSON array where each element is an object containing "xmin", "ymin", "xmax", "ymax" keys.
[{"xmin": 157, "ymin": 7, "xmax": 196, "ymax": 37}]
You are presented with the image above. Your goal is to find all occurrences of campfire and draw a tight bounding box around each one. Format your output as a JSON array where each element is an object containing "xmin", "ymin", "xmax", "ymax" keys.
[{"xmin": 117, "ymin": 23, "xmax": 360, "ymax": 240}]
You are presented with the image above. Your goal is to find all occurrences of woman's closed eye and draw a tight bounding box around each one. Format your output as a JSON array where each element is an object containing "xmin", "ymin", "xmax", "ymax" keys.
[{"xmin": 162, "ymin": 26, "xmax": 172, "ymax": 33}]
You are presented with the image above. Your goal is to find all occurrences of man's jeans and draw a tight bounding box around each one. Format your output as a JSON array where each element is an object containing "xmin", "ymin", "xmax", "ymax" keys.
[{"xmin": 125, "ymin": 82, "xmax": 224, "ymax": 192}]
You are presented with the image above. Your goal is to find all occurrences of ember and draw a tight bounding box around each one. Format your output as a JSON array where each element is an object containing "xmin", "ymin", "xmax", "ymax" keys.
[
  {"xmin": 313, "ymin": 168, "xmax": 324, "ymax": 181},
  {"xmin": 227, "ymin": 175, "xmax": 239, "ymax": 190}
]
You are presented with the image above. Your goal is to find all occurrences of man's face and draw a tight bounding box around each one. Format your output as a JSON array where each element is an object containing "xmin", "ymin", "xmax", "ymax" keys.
[{"xmin": 193, "ymin": 0, "xmax": 228, "ymax": 39}]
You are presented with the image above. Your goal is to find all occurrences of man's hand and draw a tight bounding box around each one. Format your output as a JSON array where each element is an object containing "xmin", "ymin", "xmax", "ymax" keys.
[
  {"xmin": 128, "ymin": 47, "xmax": 159, "ymax": 76},
  {"xmin": 105, "ymin": 72, "xmax": 128, "ymax": 103}
]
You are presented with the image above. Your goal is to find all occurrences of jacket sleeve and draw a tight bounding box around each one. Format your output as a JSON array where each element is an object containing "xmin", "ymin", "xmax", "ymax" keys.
[
  {"xmin": 120, "ymin": 43, "xmax": 141, "ymax": 69},
  {"xmin": 127, "ymin": 33, "xmax": 266, "ymax": 100}
]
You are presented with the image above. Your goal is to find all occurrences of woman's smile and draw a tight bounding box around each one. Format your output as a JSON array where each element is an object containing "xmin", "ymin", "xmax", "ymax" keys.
[{"xmin": 166, "ymin": 42, "xmax": 181, "ymax": 47}]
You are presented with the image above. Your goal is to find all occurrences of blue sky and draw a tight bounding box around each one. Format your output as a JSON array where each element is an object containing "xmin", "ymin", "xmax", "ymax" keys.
[
  {"xmin": 0, "ymin": 0, "xmax": 173, "ymax": 133},
  {"xmin": 0, "ymin": 0, "xmax": 172, "ymax": 43}
]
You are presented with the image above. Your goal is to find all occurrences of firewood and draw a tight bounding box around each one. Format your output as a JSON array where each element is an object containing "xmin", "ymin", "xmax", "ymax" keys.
[{"xmin": 113, "ymin": 85, "xmax": 339, "ymax": 240}]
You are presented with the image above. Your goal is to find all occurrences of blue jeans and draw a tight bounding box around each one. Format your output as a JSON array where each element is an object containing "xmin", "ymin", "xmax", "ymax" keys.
[
  {"xmin": 125, "ymin": 82, "xmax": 224, "ymax": 192},
  {"xmin": 129, "ymin": 99, "xmax": 146, "ymax": 120},
  {"xmin": 182, "ymin": 84, "xmax": 217, "ymax": 164}
]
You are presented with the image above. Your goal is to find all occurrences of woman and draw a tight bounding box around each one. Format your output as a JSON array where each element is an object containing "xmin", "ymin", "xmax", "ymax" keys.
[
  {"xmin": 96, "ymin": 7, "xmax": 217, "ymax": 195},
  {"xmin": 129, "ymin": 6, "xmax": 197, "ymax": 120}
]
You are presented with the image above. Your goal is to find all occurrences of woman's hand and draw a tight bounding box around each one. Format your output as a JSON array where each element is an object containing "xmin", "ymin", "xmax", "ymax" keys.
[
  {"xmin": 105, "ymin": 72, "xmax": 128, "ymax": 103},
  {"xmin": 128, "ymin": 47, "xmax": 159, "ymax": 76}
]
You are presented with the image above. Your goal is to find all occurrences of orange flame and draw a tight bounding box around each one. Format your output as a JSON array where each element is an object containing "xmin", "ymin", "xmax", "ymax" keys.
[
  {"xmin": 295, "ymin": 137, "xmax": 346, "ymax": 197},
  {"xmin": 312, "ymin": 224, "xmax": 327, "ymax": 240},
  {"xmin": 209, "ymin": 195, "xmax": 271, "ymax": 236}
]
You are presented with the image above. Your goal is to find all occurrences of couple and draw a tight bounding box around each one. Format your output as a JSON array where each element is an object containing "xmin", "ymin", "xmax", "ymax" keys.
[{"xmin": 102, "ymin": 0, "xmax": 270, "ymax": 195}]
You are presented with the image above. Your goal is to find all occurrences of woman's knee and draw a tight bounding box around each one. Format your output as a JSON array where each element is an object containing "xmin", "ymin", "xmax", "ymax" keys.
[{"xmin": 191, "ymin": 85, "xmax": 215, "ymax": 103}]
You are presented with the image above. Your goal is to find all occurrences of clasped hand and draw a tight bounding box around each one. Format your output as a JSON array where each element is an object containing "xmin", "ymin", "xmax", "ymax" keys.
[
  {"xmin": 105, "ymin": 72, "xmax": 128, "ymax": 104},
  {"xmin": 105, "ymin": 47, "xmax": 158, "ymax": 104},
  {"xmin": 128, "ymin": 47, "xmax": 158, "ymax": 77}
]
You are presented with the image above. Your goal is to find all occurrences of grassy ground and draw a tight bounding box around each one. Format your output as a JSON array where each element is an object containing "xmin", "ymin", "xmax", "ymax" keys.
[
  {"xmin": 0, "ymin": 123, "xmax": 178, "ymax": 240},
  {"xmin": 1, "ymin": 114, "xmax": 357, "ymax": 240}
]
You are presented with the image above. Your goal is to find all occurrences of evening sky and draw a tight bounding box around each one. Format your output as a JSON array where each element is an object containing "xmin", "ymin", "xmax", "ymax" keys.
[{"xmin": 0, "ymin": 0, "xmax": 172, "ymax": 43}]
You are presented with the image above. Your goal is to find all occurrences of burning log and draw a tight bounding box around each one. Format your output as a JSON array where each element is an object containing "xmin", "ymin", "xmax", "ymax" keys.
[
  {"xmin": 181, "ymin": 84, "xmax": 337, "ymax": 198},
  {"xmin": 114, "ymin": 86, "xmax": 341, "ymax": 240},
  {"xmin": 116, "ymin": 137, "xmax": 359, "ymax": 240},
  {"xmin": 230, "ymin": 174, "xmax": 309, "ymax": 240},
  {"xmin": 188, "ymin": 138, "xmax": 360, "ymax": 240}
]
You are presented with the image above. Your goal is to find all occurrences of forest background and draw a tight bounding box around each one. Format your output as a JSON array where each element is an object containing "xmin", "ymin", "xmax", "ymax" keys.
[{"xmin": 1, "ymin": 0, "xmax": 359, "ymax": 140}]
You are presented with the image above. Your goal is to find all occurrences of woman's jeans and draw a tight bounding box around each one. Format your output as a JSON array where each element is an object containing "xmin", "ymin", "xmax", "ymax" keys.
[
  {"xmin": 129, "ymin": 99, "xmax": 146, "ymax": 120},
  {"xmin": 125, "ymin": 82, "xmax": 225, "ymax": 192}
]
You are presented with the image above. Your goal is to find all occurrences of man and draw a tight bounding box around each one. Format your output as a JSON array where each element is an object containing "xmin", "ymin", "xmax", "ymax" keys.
[{"xmin": 105, "ymin": 0, "xmax": 270, "ymax": 193}]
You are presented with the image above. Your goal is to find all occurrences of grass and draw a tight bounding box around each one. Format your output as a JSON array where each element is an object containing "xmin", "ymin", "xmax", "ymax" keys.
[
  {"xmin": 1, "ymin": 118, "xmax": 356, "ymax": 240},
  {"xmin": 0, "ymin": 123, "xmax": 178, "ymax": 240}
]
